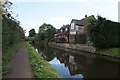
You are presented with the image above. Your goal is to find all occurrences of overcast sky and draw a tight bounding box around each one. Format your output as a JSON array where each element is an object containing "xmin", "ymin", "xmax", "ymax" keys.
[{"xmin": 10, "ymin": 0, "xmax": 119, "ymax": 36}]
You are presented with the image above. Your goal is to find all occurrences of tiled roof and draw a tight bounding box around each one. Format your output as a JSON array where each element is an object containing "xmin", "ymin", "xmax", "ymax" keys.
[
  {"xmin": 71, "ymin": 18, "xmax": 86, "ymax": 26},
  {"xmin": 71, "ymin": 15, "xmax": 95, "ymax": 26},
  {"xmin": 60, "ymin": 24, "xmax": 70, "ymax": 29}
]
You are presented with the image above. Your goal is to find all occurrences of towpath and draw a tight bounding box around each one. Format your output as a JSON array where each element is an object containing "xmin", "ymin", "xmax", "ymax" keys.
[{"xmin": 4, "ymin": 43, "xmax": 33, "ymax": 78}]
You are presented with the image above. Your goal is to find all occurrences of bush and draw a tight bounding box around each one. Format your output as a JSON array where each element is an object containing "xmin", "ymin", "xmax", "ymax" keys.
[
  {"xmin": 87, "ymin": 16, "xmax": 120, "ymax": 49},
  {"xmin": 75, "ymin": 33, "xmax": 87, "ymax": 44},
  {"xmin": 2, "ymin": 15, "xmax": 25, "ymax": 52}
]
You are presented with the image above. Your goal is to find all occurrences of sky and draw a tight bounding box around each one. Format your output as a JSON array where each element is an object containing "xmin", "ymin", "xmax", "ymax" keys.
[{"xmin": 9, "ymin": 0, "xmax": 120, "ymax": 36}]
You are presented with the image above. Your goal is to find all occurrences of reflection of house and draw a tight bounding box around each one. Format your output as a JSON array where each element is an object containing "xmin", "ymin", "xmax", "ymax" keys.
[
  {"xmin": 56, "ymin": 52, "xmax": 82, "ymax": 75},
  {"xmin": 68, "ymin": 55, "xmax": 81, "ymax": 75},
  {"xmin": 69, "ymin": 56, "xmax": 75, "ymax": 64},
  {"xmin": 69, "ymin": 15, "xmax": 95, "ymax": 43},
  {"xmin": 54, "ymin": 25, "xmax": 70, "ymax": 43},
  {"xmin": 69, "ymin": 64, "xmax": 81, "ymax": 75}
]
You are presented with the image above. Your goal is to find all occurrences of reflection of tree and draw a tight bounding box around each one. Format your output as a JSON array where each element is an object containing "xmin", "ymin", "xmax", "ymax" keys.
[
  {"xmin": 54, "ymin": 50, "xmax": 69, "ymax": 65},
  {"xmin": 37, "ymin": 46, "xmax": 54, "ymax": 61},
  {"xmin": 45, "ymin": 47, "xmax": 55, "ymax": 61}
]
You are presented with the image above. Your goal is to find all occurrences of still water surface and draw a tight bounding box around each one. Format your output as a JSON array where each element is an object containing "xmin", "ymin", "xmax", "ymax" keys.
[{"xmin": 36, "ymin": 46, "xmax": 119, "ymax": 78}]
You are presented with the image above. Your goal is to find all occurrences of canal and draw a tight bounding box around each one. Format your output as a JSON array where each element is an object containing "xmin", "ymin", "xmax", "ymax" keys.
[{"xmin": 35, "ymin": 45, "xmax": 120, "ymax": 78}]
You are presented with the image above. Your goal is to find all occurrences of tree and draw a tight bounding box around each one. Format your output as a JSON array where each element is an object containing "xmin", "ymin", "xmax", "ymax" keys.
[
  {"xmin": 38, "ymin": 23, "xmax": 56, "ymax": 42},
  {"xmin": 2, "ymin": 0, "xmax": 25, "ymax": 76},
  {"xmin": 29, "ymin": 28, "xmax": 36, "ymax": 37},
  {"xmin": 87, "ymin": 16, "xmax": 120, "ymax": 49},
  {"xmin": 2, "ymin": 0, "xmax": 25, "ymax": 51},
  {"xmin": 75, "ymin": 33, "xmax": 87, "ymax": 44}
]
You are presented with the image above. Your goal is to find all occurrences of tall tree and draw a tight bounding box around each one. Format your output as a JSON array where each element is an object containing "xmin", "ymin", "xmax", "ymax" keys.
[
  {"xmin": 2, "ymin": 0, "xmax": 25, "ymax": 51},
  {"xmin": 87, "ymin": 16, "xmax": 120, "ymax": 49},
  {"xmin": 29, "ymin": 28, "xmax": 36, "ymax": 37},
  {"xmin": 2, "ymin": 0, "xmax": 25, "ymax": 76},
  {"xmin": 38, "ymin": 23, "xmax": 56, "ymax": 41}
]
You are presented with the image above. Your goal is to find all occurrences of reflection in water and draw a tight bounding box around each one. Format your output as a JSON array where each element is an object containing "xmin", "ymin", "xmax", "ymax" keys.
[
  {"xmin": 36, "ymin": 46, "xmax": 120, "ymax": 78},
  {"xmin": 49, "ymin": 57, "xmax": 83, "ymax": 78}
]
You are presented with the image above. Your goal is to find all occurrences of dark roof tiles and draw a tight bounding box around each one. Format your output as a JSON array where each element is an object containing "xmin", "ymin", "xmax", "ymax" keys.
[{"xmin": 71, "ymin": 15, "xmax": 95, "ymax": 26}]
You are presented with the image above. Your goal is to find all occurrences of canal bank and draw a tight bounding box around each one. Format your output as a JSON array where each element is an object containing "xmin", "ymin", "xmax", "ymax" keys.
[
  {"xmin": 49, "ymin": 42, "xmax": 96, "ymax": 53},
  {"xmin": 26, "ymin": 43, "xmax": 60, "ymax": 78},
  {"xmin": 48, "ymin": 42, "xmax": 120, "ymax": 62}
]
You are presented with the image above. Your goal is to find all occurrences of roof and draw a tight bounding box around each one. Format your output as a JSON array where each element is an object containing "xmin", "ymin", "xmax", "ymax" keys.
[
  {"xmin": 65, "ymin": 24, "xmax": 70, "ymax": 28},
  {"xmin": 60, "ymin": 24, "xmax": 70, "ymax": 30},
  {"xmin": 71, "ymin": 18, "xmax": 86, "ymax": 26},
  {"xmin": 71, "ymin": 15, "xmax": 95, "ymax": 26}
]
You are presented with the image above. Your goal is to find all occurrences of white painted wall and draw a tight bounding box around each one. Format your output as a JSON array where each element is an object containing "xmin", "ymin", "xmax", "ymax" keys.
[{"xmin": 70, "ymin": 31, "xmax": 76, "ymax": 35}]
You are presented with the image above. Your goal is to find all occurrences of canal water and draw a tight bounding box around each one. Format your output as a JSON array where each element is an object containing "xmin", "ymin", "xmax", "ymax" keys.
[{"xmin": 35, "ymin": 45, "xmax": 120, "ymax": 78}]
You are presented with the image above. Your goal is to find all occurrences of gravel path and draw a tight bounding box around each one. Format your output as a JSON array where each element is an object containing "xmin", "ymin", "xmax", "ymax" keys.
[{"xmin": 5, "ymin": 43, "xmax": 33, "ymax": 78}]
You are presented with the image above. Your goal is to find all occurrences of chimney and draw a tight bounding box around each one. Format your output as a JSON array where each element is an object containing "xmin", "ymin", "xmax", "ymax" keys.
[{"xmin": 85, "ymin": 15, "xmax": 87, "ymax": 18}]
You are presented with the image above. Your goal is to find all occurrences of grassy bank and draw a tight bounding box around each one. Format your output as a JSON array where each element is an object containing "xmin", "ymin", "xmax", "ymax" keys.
[
  {"xmin": 2, "ymin": 42, "xmax": 23, "ymax": 76},
  {"xmin": 95, "ymin": 48, "xmax": 120, "ymax": 62},
  {"xmin": 96, "ymin": 48, "xmax": 120, "ymax": 56},
  {"xmin": 26, "ymin": 42, "xmax": 60, "ymax": 78}
]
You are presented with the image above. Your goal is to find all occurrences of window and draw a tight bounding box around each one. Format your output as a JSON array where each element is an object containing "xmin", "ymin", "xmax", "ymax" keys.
[
  {"xmin": 65, "ymin": 28, "xmax": 68, "ymax": 31},
  {"xmin": 76, "ymin": 25, "xmax": 79, "ymax": 30},
  {"xmin": 71, "ymin": 23, "xmax": 74, "ymax": 29},
  {"xmin": 61, "ymin": 29, "xmax": 62, "ymax": 32}
]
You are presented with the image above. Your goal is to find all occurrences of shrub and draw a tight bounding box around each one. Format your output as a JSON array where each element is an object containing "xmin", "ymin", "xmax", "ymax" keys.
[
  {"xmin": 75, "ymin": 33, "xmax": 87, "ymax": 44},
  {"xmin": 87, "ymin": 16, "xmax": 120, "ymax": 49}
]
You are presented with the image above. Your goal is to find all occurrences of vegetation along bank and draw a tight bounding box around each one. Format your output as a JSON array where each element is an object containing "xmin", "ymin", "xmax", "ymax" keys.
[{"xmin": 26, "ymin": 42, "xmax": 60, "ymax": 78}]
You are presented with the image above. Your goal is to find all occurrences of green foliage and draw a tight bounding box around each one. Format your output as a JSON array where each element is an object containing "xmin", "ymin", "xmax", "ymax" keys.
[
  {"xmin": 38, "ymin": 23, "xmax": 56, "ymax": 42},
  {"xmin": 27, "ymin": 43, "xmax": 60, "ymax": 78},
  {"xmin": 96, "ymin": 48, "xmax": 120, "ymax": 62},
  {"xmin": 75, "ymin": 33, "xmax": 87, "ymax": 44},
  {"xmin": 87, "ymin": 16, "xmax": 120, "ymax": 49},
  {"xmin": 2, "ymin": 1, "xmax": 25, "ymax": 52},
  {"xmin": 29, "ymin": 28, "xmax": 36, "ymax": 37},
  {"xmin": 2, "ymin": 1, "xmax": 25, "ymax": 76},
  {"xmin": 39, "ymin": 32, "xmax": 47, "ymax": 40},
  {"xmin": 2, "ymin": 15, "xmax": 25, "ymax": 52},
  {"xmin": 96, "ymin": 48, "xmax": 120, "ymax": 56}
]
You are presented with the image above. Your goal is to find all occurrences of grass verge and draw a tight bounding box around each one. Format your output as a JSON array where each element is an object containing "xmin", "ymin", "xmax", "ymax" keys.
[
  {"xmin": 96, "ymin": 48, "xmax": 120, "ymax": 56},
  {"xmin": 2, "ymin": 42, "xmax": 23, "ymax": 76},
  {"xmin": 96, "ymin": 48, "xmax": 120, "ymax": 62},
  {"xmin": 26, "ymin": 42, "xmax": 60, "ymax": 78}
]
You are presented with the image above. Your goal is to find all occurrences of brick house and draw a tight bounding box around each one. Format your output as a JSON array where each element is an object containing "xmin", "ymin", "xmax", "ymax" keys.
[
  {"xmin": 69, "ymin": 15, "xmax": 95, "ymax": 43},
  {"xmin": 54, "ymin": 24, "xmax": 70, "ymax": 43}
]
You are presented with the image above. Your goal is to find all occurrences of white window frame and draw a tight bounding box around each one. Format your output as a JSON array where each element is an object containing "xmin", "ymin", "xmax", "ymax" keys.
[{"xmin": 71, "ymin": 23, "xmax": 74, "ymax": 29}]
